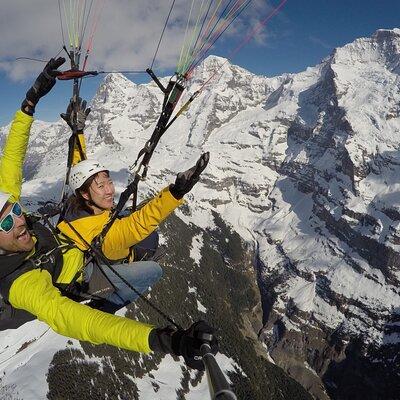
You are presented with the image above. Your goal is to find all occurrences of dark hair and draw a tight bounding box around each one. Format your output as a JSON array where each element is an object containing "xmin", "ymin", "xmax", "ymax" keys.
[{"xmin": 67, "ymin": 171, "xmax": 110, "ymax": 215}]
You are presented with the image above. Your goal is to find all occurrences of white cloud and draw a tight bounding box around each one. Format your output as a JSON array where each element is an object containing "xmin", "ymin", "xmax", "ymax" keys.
[{"xmin": 0, "ymin": 0, "xmax": 280, "ymax": 81}]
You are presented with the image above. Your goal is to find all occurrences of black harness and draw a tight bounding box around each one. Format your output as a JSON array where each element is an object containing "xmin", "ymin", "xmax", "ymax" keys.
[{"xmin": 0, "ymin": 221, "xmax": 65, "ymax": 303}]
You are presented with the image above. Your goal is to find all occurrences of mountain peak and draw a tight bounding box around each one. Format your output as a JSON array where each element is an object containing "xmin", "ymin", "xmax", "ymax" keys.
[
  {"xmin": 104, "ymin": 72, "xmax": 133, "ymax": 83},
  {"xmin": 372, "ymin": 27, "xmax": 400, "ymax": 40},
  {"xmin": 201, "ymin": 54, "xmax": 229, "ymax": 68},
  {"xmin": 99, "ymin": 72, "xmax": 137, "ymax": 92}
]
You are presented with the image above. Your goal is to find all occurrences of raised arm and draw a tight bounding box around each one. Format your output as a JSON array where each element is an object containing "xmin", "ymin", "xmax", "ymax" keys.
[
  {"xmin": 101, "ymin": 152, "xmax": 210, "ymax": 256},
  {"xmin": 0, "ymin": 111, "xmax": 33, "ymax": 202},
  {"xmin": 0, "ymin": 57, "xmax": 65, "ymax": 202}
]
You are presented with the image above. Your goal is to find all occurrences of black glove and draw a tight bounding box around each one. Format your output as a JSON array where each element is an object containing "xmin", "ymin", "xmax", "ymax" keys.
[
  {"xmin": 21, "ymin": 57, "xmax": 65, "ymax": 115},
  {"xmin": 149, "ymin": 320, "xmax": 218, "ymax": 371},
  {"xmin": 61, "ymin": 97, "xmax": 91, "ymax": 132},
  {"xmin": 169, "ymin": 152, "xmax": 210, "ymax": 200},
  {"xmin": 36, "ymin": 201, "xmax": 61, "ymax": 218}
]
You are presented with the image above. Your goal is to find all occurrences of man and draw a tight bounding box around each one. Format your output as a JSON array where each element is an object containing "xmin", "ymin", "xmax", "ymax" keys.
[{"xmin": 0, "ymin": 58, "xmax": 217, "ymax": 370}]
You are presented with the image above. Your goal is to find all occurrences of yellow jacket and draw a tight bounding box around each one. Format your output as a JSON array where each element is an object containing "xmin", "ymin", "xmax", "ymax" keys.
[
  {"xmin": 57, "ymin": 130, "xmax": 183, "ymax": 261},
  {"xmin": 0, "ymin": 110, "xmax": 33, "ymax": 202},
  {"xmin": 0, "ymin": 110, "xmax": 154, "ymax": 353},
  {"xmin": 57, "ymin": 186, "xmax": 183, "ymax": 261},
  {"xmin": 9, "ymin": 269, "xmax": 153, "ymax": 353}
]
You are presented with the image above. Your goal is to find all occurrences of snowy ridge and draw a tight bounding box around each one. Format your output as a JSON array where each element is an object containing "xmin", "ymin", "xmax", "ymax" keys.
[{"xmin": 0, "ymin": 319, "xmax": 238, "ymax": 400}]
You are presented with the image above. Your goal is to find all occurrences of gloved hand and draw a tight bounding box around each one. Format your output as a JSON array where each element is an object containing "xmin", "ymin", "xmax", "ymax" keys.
[
  {"xmin": 21, "ymin": 57, "xmax": 65, "ymax": 115},
  {"xmin": 149, "ymin": 320, "xmax": 218, "ymax": 371},
  {"xmin": 61, "ymin": 97, "xmax": 91, "ymax": 132},
  {"xmin": 36, "ymin": 201, "xmax": 61, "ymax": 218},
  {"xmin": 169, "ymin": 152, "xmax": 210, "ymax": 200}
]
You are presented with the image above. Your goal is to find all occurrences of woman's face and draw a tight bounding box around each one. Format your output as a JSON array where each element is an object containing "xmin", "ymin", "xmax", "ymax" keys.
[{"xmin": 82, "ymin": 171, "xmax": 115, "ymax": 213}]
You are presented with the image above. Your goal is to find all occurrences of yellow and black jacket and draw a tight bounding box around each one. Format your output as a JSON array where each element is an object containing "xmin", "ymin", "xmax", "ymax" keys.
[
  {"xmin": 57, "ymin": 133, "xmax": 183, "ymax": 261},
  {"xmin": 58, "ymin": 187, "xmax": 182, "ymax": 261},
  {"xmin": 0, "ymin": 110, "xmax": 156, "ymax": 353}
]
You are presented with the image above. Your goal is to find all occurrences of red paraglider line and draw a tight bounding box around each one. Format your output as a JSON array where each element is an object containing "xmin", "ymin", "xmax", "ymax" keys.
[
  {"xmin": 185, "ymin": 0, "xmax": 253, "ymax": 76},
  {"xmin": 187, "ymin": 0, "xmax": 287, "ymax": 85},
  {"xmin": 228, "ymin": 0, "xmax": 287, "ymax": 60}
]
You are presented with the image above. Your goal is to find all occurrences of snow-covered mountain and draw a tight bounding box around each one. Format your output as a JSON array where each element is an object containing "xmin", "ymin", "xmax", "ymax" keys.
[
  {"xmin": 2, "ymin": 28, "xmax": 400, "ymax": 399},
  {"xmin": 0, "ymin": 57, "xmax": 308, "ymax": 400}
]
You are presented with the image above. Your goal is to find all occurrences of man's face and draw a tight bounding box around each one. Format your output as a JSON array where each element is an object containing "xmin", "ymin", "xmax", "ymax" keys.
[{"xmin": 0, "ymin": 202, "xmax": 34, "ymax": 253}]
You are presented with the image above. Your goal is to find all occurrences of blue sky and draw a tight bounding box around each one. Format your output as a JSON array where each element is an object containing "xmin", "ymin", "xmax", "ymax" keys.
[{"xmin": 0, "ymin": 0, "xmax": 399, "ymax": 126}]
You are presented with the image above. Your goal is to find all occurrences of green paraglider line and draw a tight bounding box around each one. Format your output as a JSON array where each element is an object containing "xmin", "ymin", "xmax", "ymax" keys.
[
  {"xmin": 187, "ymin": 0, "xmax": 287, "ymax": 78},
  {"xmin": 180, "ymin": 0, "xmax": 208, "ymax": 73},
  {"xmin": 178, "ymin": 0, "xmax": 253, "ymax": 76},
  {"xmin": 58, "ymin": 0, "xmax": 66, "ymax": 48},
  {"xmin": 185, "ymin": 0, "xmax": 254, "ymax": 76},
  {"xmin": 182, "ymin": 0, "xmax": 214, "ymax": 73},
  {"xmin": 197, "ymin": 0, "xmax": 227, "ymax": 51},
  {"xmin": 177, "ymin": 0, "xmax": 197, "ymax": 72}
]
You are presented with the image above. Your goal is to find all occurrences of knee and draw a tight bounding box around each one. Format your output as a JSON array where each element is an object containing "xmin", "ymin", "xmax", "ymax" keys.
[
  {"xmin": 148, "ymin": 261, "xmax": 163, "ymax": 279},
  {"xmin": 131, "ymin": 261, "xmax": 163, "ymax": 283}
]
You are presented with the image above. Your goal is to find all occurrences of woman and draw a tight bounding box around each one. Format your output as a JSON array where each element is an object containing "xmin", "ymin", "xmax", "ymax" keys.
[{"xmin": 57, "ymin": 98, "xmax": 210, "ymax": 312}]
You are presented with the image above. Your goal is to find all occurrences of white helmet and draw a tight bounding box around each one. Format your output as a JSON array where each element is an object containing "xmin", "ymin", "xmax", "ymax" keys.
[
  {"xmin": 69, "ymin": 159, "xmax": 108, "ymax": 192},
  {"xmin": 0, "ymin": 191, "xmax": 10, "ymax": 213}
]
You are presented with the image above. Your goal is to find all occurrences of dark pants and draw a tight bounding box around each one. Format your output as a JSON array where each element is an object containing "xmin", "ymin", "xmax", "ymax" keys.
[{"xmin": 133, "ymin": 231, "xmax": 160, "ymax": 261}]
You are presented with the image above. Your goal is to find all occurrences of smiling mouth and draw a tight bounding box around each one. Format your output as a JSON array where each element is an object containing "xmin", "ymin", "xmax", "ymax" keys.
[{"xmin": 17, "ymin": 228, "xmax": 30, "ymax": 241}]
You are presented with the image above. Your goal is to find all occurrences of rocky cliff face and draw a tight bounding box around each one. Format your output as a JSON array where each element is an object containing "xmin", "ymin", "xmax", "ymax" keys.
[
  {"xmin": 2, "ymin": 28, "xmax": 400, "ymax": 399},
  {"xmin": 256, "ymin": 29, "xmax": 400, "ymax": 399}
]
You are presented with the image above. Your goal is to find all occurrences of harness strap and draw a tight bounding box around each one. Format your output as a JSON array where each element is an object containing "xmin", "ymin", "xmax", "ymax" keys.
[
  {"xmin": 31, "ymin": 212, "xmax": 97, "ymax": 298},
  {"xmin": 93, "ymin": 71, "xmax": 186, "ymax": 245},
  {"xmin": 27, "ymin": 244, "xmax": 71, "ymax": 268},
  {"xmin": 61, "ymin": 217, "xmax": 182, "ymax": 329}
]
